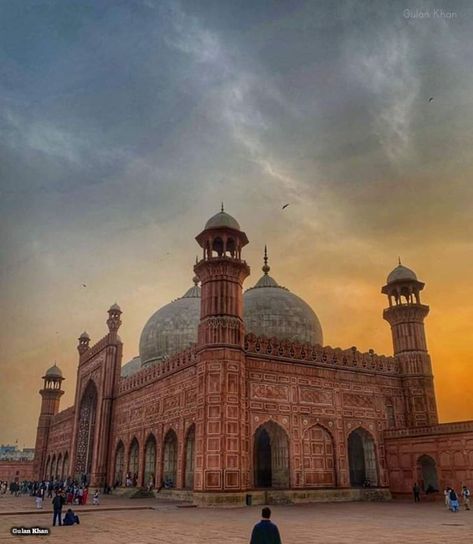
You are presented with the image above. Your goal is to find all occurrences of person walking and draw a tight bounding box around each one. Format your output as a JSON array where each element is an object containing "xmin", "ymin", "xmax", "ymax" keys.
[
  {"xmin": 413, "ymin": 482, "xmax": 421, "ymax": 503},
  {"xmin": 249, "ymin": 507, "xmax": 282, "ymax": 544},
  {"xmin": 52, "ymin": 491, "xmax": 64, "ymax": 526},
  {"xmin": 444, "ymin": 487, "xmax": 450, "ymax": 509},
  {"xmin": 462, "ymin": 485, "xmax": 471, "ymax": 511},
  {"xmin": 449, "ymin": 488, "xmax": 460, "ymax": 512}
]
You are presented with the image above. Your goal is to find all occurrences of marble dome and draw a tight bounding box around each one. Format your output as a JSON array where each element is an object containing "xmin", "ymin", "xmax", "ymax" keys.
[
  {"xmin": 44, "ymin": 363, "xmax": 63, "ymax": 379},
  {"xmin": 387, "ymin": 263, "xmax": 417, "ymax": 284},
  {"xmin": 139, "ymin": 280, "xmax": 201, "ymax": 367},
  {"xmin": 135, "ymin": 253, "xmax": 323, "ymax": 374},
  {"xmin": 204, "ymin": 210, "xmax": 240, "ymax": 231},
  {"xmin": 243, "ymin": 259, "xmax": 323, "ymax": 346}
]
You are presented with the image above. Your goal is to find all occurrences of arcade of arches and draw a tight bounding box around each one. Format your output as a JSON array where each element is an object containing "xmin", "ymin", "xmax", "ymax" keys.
[{"xmin": 108, "ymin": 424, "xmax": 382, "ymax": 492}]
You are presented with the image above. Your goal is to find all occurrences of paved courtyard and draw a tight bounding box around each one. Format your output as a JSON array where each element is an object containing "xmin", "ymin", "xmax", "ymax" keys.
[{"xmin": 0, "ymin": 494, "xmax": 472, "ymax": 543}]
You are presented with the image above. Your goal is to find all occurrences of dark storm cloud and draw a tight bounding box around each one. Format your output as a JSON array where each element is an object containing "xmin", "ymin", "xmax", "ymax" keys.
[{"xmin": 2, "ymin": 0, "xmax": 473, "ymax": 442}]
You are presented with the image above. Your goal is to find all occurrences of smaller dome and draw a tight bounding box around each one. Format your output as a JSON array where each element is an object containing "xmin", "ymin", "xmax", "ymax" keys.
[
  {"xmin": 45, "ymin": 363, "xmax": 63, "ymax": 379},
  {"xmin": 109, "ymin": 303, "xmax": 121, "ymax": 312},
  {"xmin": 205, "ymin": 209, "xmax": 240, "ymax": 231},
  {"xmin": 387, "ymin": 264, "xmax": 418, "ymax": 284},
  {"xmin": 121, "ymin": 356, "xmax": 141, "ymax": 378},
  {"xmin": 79, "ymin": 331, "xmax": 90, "ymax": 340}
]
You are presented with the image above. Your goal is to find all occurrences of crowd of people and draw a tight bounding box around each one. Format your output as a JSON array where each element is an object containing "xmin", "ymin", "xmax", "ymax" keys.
[{"xmin": 0, "ymin": 476, "xmax": 103, "ymax": 527}]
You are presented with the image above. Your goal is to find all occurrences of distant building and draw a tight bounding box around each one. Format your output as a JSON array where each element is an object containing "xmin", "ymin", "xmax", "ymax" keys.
[
  {"xmin": 0, "ymin": 444, "xmax": 35, "ymax": 462},
  {"xmin": 20, "ymin": 209, "xmax": 473, "ymax": 503}
]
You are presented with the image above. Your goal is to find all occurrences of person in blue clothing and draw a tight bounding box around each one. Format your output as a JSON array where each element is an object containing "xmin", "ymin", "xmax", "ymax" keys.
[{"xmin": 249, "ymin": 507, "xmax": 282, "ymax": 544}]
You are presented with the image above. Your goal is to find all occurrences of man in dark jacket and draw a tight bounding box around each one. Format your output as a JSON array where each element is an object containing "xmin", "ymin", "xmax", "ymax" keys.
[
  {"xmin": 250, "ymin": 507, "xmax": 282, "ymax": 544},
  {"xmin": 52, "ymin": 491, "xmax": 64, "ymax": 526}
]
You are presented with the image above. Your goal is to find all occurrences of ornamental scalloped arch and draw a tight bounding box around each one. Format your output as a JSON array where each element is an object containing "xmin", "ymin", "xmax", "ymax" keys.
[
  {"xmin": 162, "ymin": 429, "xmax": 178, "ymax": 488},
  {"xmin": 347, "ymin": 426, "xmax": 379, "ymax": 487},
  {"xmin": 74, "ymin": 379, "xmax": 99, "ymax": 481},
  {"xmin": 143, "ymin": 433, "xmax": 157, "ymax": 487},
  {"xmin": 253, "ymin": 420, "xmax": 290, "ymax": 489},
  {"xmin": 183, "ymin": 423, "xmax": 196, "ymax": 490},
  {"xmin": 417, "ymin": 454, "xmax": 439, "ymax": 493},
  {"xmin": 301, "ymin": 423, "xmax": 337, "ymax": 488},
  {"xmin": 114, "ymin": 440, "xmax": 125, "ymax": 486},
  {"xmin": 127, "ymin": 437, "xmax": 140, "ymax": 485}
]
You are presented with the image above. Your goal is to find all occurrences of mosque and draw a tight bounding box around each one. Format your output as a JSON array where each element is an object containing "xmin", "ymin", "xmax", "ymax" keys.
[{"xmin": 30, "ymin": 209, "xmax": 473, "ymax": 504}]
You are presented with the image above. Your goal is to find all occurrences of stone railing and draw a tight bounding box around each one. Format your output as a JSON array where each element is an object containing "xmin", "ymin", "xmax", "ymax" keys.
[
  {"xmin": 80, "ymin": 333, "xmax": 110, "ymax": 363},
  {"xmin": 244, "ymin": 333, "xmax": 399, "ymax": 375},
  {"xmin": 118, "ymin": 345, "xmax": 198, "ymax": 394},
  {"xmin": 384, "ymin": 420, "xmax": 473, "ymax": 439}
]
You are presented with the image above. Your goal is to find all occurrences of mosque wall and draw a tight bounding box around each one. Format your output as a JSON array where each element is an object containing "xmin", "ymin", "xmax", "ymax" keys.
[
  {"xmin": 245, "ymin": 336, "xmax": 407, "ymax": 490},
  {"xmin": 384, "ymin": 422, "xmax": 473, "ymax": 496},
  {"xmin": 0, "ymin": 461, "xmax": 34, "ymax": 482},
  {"xmin": 109, "ymin": 352, "xmax": 198, "ymax": 488}
]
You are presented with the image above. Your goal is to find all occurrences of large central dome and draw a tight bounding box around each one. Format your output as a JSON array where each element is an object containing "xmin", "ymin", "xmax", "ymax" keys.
[
  {"xmin": 137, "ymin": 250, "xmax": 323, "ymax": 370},
  {"xmin": 243, "ymin": 249, "xmax": 323, "ymax": 346}
]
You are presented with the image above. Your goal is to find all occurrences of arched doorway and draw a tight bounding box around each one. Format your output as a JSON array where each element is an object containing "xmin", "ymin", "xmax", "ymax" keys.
[
  {"xmin": 417, "ymin": 455, "xmax": 439, "ymax": 492},
  {"xmin": 163, "ymin": 430, "xmax": 178, "ymax": 487},
  {"xmin": 50, "ymin": 455, "xmax": 56, "ymax": 480},
  {"xmin": 302, "ymin": 424, "xmax": 336, "ymax": 487},
  {"xmin": 114, "ymin": 442, "xmax": 125, "ymax": 486},
  {"xmin": 45, "ymin": 456, "xmax": 51, "ymax": 480},
  {"xmin": 62, "ymin": 453, "xmax": 69, "ymax": 479},
  {"xmin": 128, "ymin": 438, "xmax": 139, "ymax": 485},
  {"xmin": 184, "ymin": 425, "xmax": 195, "ymax": 490},
  {"xmin": 348, "ymin": 428, "xmax": 378, "ymax": 487},
  {"xmin": 144, "ymin": 435, "xmax": 156, "ymax": 488},
  {"xmin": 254, "ymin": 421, "xmax": 289, "ymax": 488},
  {"xmin": 57, "ymin": 454, "xmax": 62, "ymax": 479},
  {"xmin": 74, "ymin": 381, "xmax": 98, "ymax": 482}
]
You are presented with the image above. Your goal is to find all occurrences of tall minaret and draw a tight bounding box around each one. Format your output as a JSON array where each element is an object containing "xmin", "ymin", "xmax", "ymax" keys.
[
  {"xmin": 33, "ymin": 364, "xmax": 64, "ymax": 480},
  {"xmin": 193, "ymin": 206, "xmax": 250, "ymax": 494},
  {"xmin": 382, "ymin": 261, "xmax": 438, "ymax": 427}
]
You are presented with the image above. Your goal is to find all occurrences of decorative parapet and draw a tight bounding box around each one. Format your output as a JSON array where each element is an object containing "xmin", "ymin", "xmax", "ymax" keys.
[
  {"xmin": 384, "ymin": 420, "xmax": 473, "ymax": 439},
  {"xmin": 79, "ymin": 334, "xmax": 111, "ymax": 364},
  {"xmin": 118, "ymin": 345, "xmax": 198, "ymax": 394},
  {"xmin": 244, "ymin": 333, "xmax": 399, "ymax": 375},
  {"xmin": 51, "ymin": 406, "xmax": 75, "ymax": 425}
]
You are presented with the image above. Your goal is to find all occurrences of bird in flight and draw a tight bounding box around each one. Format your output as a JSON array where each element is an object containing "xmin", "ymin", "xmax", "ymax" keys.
[
  {"xmin": 282, "ymin": 204, "xmax": 290, "ymax": 210},
  {"xmin": 81, "ymin": 283, "xmax": 87, "ymax": 287},
  {"xmin": 428, "ymin": 97, "xmax": 434, "ymax": 102}
]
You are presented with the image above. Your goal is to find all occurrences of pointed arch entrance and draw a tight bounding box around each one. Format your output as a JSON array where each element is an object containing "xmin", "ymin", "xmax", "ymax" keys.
[
  {"xmin": 62, "ymin": 453, "xmax": 69, "ymax": 479},
  {"xmin": 114, "ymin": 441, "xmax": 125, "ymax": 486},
  {"xmin": 254, "ymin": 421, "xmax": 289, "ymax": 488},
  {"xmin": 417, "ymin": 455, "xmax": 439, "ymax": 492},
  {"xmin": 74, "ymin": 381, "xmax": 98, "ymax": 482},
  {"xmin": 128, "ymin": 438, "xmax": 139, "ymax": 485},
  {"xmin": 184, "ymin": 425, "xmax": 195, "ymax": 490},
  {"xmin": 302, "ymin": 424, "xmax": 336, "ymax": 487},
  {"xmin": 163, "ymin": 430, "xmax": 178, "ymax": 487},
  {"xmin": 144, "ymin": 435, "xmax": 156, "ymax": 487},
  {"xmin": 348, "ymin": 428, "xmax": 378, "ymax": 486}
]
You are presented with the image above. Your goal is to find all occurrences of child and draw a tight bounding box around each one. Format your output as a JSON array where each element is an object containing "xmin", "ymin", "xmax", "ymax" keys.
[{"xmin": 92, "ymin": 489, "xmax": 100, "ymax": 505}]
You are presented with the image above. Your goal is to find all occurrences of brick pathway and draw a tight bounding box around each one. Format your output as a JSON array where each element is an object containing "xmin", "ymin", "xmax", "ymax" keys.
[{"xmin": 0, "ymin": 494, "xmax": 472, "ymax": 543}]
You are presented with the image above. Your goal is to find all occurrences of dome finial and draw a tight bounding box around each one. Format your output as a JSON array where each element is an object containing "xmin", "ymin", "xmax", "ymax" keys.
[
  {"xmin": 398, "ymin": 256, "xmax": 402, "ymax": 266},
  {"xmin": 221, "ymin": 202, "xmax": 224, "ymax": 212},
  {"xmin": 193, "ymin": 275, "xmax": 199, "ymax": 286},
  {"xmin": 262, "ymin": 245, "xmax": 270, "ymax": 275}
]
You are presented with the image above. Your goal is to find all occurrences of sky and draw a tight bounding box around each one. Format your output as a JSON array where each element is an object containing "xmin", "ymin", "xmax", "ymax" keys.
[{"xmin": 1, "ymin": 0, "xmax": 473, "ymax": 447}]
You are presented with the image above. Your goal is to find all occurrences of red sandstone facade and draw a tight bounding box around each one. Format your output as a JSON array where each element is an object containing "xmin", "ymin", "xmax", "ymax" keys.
[{"xmin": 23, "ymin": 213, "xmax": 473, "ymax": 504}]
